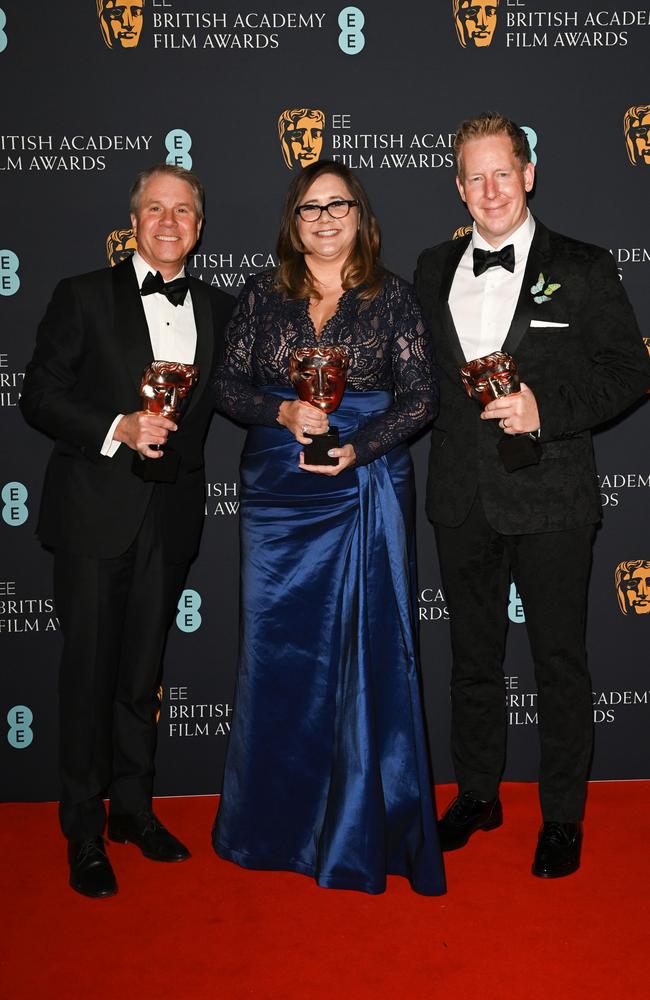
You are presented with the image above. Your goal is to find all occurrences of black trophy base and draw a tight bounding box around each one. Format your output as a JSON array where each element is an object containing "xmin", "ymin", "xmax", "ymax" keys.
[
  {"xmin": 132, "ymin": 448, "xmax": 180, "ymax": 484},
  {"xmin": 497, "ymin": 434, "xmax": 542, "ymax": 473},
  {"xmin": 304, "ymin": 427, "xmax": 339, "ymax": 466}
]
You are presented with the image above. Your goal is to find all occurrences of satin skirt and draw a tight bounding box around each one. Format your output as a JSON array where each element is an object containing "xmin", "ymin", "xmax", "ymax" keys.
[{"xmin": 213, "ymin": 389, "xmax": 445, "ymax": 895}]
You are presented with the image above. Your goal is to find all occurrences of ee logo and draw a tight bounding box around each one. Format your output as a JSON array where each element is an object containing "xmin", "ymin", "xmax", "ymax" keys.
[
  {"xmin": 522, "ymin": 126, "xmax": 538, "ymax": 166},
  {"xmin": 0, "ymin": 9, "xmax": 7, "ymax": 54},
  {"xmin": 8, "ymin": 706, "xmax": 34, "ymax": 749},
  {"xmin": 0, "ymin": 250, "xmax": 20, "ymax": 296},
  {"xmin": 2, "ymin": 482, "xmax": 28, "ymax": 526},
  {"xmin": 165, "ymin": 129, "xmax": 192, "ymax": 169},
  {"xmin": 176, "ymin": 589, "xmax": 202, "ymax": 632},
  {"xmin": 338, "ymin": 6, "xmax": 365, "ymax": 54},
  {"xmin": 508, "ymin": 582, "xmax": 525, "ymax": 623}
]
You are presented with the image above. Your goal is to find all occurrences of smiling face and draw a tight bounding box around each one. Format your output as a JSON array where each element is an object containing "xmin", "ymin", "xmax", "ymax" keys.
[
  {"xmin": 130, "ymin": 173, "xmax": 202, "ymax": 280},
  {"xmin": 296, "ymin": 172, "xmax": 358, "ymax": 267},
  {"xmin": 457, "ymin": 133, "xmax": 534, "ymax": 248}
]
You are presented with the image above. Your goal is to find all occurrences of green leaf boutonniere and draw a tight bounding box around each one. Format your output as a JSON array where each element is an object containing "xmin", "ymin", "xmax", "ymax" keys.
[{"xmin": 531, "ymin": 273, "xmax": 561, "ymax": 304}]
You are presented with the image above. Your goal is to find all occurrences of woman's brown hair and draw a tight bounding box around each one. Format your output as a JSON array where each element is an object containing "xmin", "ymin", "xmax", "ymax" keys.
[{"xmin": 275, "ymin": 159, "xmax": 385, "ymax": 301}]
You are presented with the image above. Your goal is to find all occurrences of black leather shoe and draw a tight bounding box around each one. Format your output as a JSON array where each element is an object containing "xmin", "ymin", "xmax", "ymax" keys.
[
  {"xmin": 532, "ymin": 821, "xmax": 582, "ymax": 878},
  {"xmin": 108, "ymin": 810, "xmax": 190, "ymax": 862},
  {"xmin": 68, "ymin": 837, "xmax": 118, "ymax": 898},
  {"xmin": 437, "ymin": 791, "xmax": 503, "ymax": 851}
]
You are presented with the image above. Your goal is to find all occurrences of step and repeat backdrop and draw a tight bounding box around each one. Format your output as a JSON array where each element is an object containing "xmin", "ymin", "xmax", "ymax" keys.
[{"xmin": 1, "ymin": 1, "xmax": 648, "ymax": 801}]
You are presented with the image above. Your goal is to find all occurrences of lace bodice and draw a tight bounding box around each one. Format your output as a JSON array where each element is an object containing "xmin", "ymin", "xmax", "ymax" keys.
[{"xmin": 212, "ymin": 270, "xmax": 437, "ymax": 465}]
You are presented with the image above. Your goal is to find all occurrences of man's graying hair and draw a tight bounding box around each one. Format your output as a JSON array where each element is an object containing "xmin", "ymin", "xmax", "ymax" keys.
[{"xmin": 129, "ymin": 164, "xmax": 205, "ymax": 220}]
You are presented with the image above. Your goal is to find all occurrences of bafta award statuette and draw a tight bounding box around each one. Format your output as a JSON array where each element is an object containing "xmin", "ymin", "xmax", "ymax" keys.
[
  {"xmin": 459, "ymin": 351, "xmax": 541, "ymax": 472},
  {"xmin": 289, "ymin": 346, "xmax": 349, "ymax": 466},
  {"xmin": 132, "ymin": 360, "xmax": 199, "ymax": 483}
]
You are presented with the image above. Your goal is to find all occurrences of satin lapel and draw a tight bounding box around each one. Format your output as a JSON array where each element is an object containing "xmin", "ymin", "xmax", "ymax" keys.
[
  {"xmin": 185, "ymin": 276, "xmax": 214, "ymax": 418},
  {"xmin": 439, "ymin": 235, "xmax": 470, "ymax": 366},
  {"xmin": 112, "ymin": 257, "xmax": 153, "ymax": 394},
  {"xmin": 501, "ymin": 218, "xmax": 552, "ymax": 356}
]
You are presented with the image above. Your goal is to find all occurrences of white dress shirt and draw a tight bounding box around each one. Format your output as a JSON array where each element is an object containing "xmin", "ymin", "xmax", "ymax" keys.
[
  {"xmin": 101, "ymin": 251, "xmax": 197, "ymax": 457},
  {"xmin": 449, "ymin": 211, "xmax": 536, "ymax": 363}
]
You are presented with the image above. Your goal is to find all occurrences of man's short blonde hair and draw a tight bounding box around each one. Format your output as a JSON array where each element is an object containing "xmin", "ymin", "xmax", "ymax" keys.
[{"xmin": 454, "ymin": 112, "xmax": 530, "ymax": 178}]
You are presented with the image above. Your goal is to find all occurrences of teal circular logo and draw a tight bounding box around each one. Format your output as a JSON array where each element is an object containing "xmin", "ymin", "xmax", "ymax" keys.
[
  {"xmin": 165, "ymin": 129, "xmax": 193, "ymax": 169},
  {"xmin": 338, "ymin": 6, "xmax": 365, "ymax": 54},
  {"xmin": 2, "ymin": 481, "xmax": 28, "ymax": 526},
  {"xmin": 522, "ymin": 126, "xmax": 538, "ymax": 166},
  {"xmin": 176, "ymin": 588, "xmax": 202, "ymax": 632},
  {"xmin": 0, "ymin": 249, "xmax": 20, "ymax": 295},
  {"xmin": 0, "ymin": 9, "xmax": 8, "ymax": 54},
  {"xmin": 8, "ymin": 705, "xmax": 34, "ymax": 748}
]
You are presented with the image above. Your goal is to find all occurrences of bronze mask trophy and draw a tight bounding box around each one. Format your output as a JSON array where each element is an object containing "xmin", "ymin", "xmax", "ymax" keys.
[
  {"xmin": 459, "ymin": 351, "xmax": 541, "ymax": 472},
  {"xmin": 289, "ymin": 346, "xmax": 349, "ymax": 465},
  {"xmin": 132, "ymin": 360, "xmax": 200, "ymax": 483}
]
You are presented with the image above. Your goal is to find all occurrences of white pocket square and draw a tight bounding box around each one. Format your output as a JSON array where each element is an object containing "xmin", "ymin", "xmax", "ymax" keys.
[{"xmin": 529, "ymin": 320, "xmax": 569, "ymax": 328}]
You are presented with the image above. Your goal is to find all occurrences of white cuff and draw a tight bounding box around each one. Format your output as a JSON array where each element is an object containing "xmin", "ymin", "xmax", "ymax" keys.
[{"xmin": 101, "ymin": 414, "xmax": 124, "ymax": 457}]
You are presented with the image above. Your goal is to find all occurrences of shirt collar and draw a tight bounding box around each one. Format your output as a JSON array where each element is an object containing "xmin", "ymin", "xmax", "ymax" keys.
[
  {"xmin": 132, "ymin": 250, "xmax": 185, "ymax": 289},
  {"xmin": 471, "ymin": 210, "xmax": 535, "ymax": 257}
]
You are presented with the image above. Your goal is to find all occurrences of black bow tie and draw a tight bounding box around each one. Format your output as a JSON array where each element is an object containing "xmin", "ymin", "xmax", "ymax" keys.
[
  {"xmin": 140, "ymin": 270, "xmax": 189, "ymax": 307},
  {"xmin": 472, "ymin": 244, "xmax": 515, "ymax": 277}
]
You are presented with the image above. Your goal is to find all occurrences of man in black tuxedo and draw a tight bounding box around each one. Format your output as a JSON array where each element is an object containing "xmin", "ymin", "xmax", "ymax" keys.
[
  {"xmin": 21, "ymin": 164, "xmax": 234, "ymax": 897},
  {"xmin": 415, "ymin": 113, "xmax": 650, "ymax": 878}
]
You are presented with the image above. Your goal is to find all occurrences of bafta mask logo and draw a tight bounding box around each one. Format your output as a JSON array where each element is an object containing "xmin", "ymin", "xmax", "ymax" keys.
[
  {"xmin": 615, "ymin": 560, "xmax": 650, "ymax": 616},
  {"xmin": 97, "ymin": 0, "xmax": 144, "ymax": 50},
  {"xmin": 106, "ymin": 227, "xmax": 137, "ymax": 266},
  {"xmin": 624, "ymin": 104, "xmax": 650, "ymax": 166},
  {"xmin": 453, "ymin": 0, "xmax": 499, "ymax": 48},
  {"xmin": 278, "ymin": 108, "xmax": 325, "ymax": 169},
  {"xmin": 452, "ymin": 225, "xmax": 473, "ymax": 239}
]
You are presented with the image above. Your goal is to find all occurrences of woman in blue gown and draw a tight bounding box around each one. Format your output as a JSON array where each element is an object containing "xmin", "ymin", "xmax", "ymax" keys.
[{"xmin": 211, "ymin": 161, "xmax": 445, "ymax": 896}]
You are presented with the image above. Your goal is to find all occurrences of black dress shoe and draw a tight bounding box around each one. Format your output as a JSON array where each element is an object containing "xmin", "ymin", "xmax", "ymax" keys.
[
  {"xmin": 108, "ymin": 810, "xmax": 190, "ymax": 862},
  {"xmin": 532, "ymin": 821, "xmax": 582, "ymax": 878},
  {"xmin": 68, "ymin": 837, "xmax": 118, "ymax": 898},
  {"xmin": 437, "ymin": 791, "xmax": 503, "ymax": 851}
]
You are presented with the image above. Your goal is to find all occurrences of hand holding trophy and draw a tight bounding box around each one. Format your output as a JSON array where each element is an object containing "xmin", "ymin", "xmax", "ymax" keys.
[
  {"xmin": 459, "ymin": 351, "xmax": 541, "ymax": 472},
  {"xmin": 289, "ymin": 346, "xmax": 349, "ymax": 466},
  {"xmin": 132, "ymin": 360, "xmax": 199, "ymax": 483}
]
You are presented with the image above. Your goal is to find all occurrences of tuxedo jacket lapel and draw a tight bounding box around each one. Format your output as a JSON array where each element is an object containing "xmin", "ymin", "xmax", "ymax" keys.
[
  {"xmin": 501, "ymin": 218, "xmax": 552, "ymax": 356},
  {"xmin": 185, "ymin": 276, "xmax": 214, "ymax": 418},
  {"xmin": 112, "ymin": 257, "xmax": 153, "ymax": 395},
  {"xmin": 439, "ymin": 235, "xmax": 470, "ymax": 367}
]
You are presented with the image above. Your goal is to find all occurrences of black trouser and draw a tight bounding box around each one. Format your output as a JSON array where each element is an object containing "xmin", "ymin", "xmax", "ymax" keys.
[
  {"xmin": 54, "ymin": 491, "xmax": 189, "ymax": 840},
  {"xmin": 434, "ymin": 496, "xmax": 596, "ymax": 822}
]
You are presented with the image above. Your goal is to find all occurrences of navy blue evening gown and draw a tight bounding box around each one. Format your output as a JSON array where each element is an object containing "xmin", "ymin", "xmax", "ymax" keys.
[{"xmin": 211, "ymin": 272, "xmax": 445, "ymax": 895}]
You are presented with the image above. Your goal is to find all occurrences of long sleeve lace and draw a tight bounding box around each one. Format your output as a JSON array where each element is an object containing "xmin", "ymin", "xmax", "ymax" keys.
[{"xmin": 212, "ymin": 271, "xmax": 438, "ymax": 465}]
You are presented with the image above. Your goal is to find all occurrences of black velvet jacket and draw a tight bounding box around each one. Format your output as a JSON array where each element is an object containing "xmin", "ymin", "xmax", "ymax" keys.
[{"xmin": 415, "ymin": 218, "xmax": 650, "ymax": 533}]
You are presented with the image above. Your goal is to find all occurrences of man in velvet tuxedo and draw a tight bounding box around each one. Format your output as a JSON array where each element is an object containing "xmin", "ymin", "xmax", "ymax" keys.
[
  {"xmin": 20, "ymin": 165, "xmax": 234, "ymax": 897},
  {"xmin": 414, "ymin": 113, "xmax": 649, "ymax": 878}
]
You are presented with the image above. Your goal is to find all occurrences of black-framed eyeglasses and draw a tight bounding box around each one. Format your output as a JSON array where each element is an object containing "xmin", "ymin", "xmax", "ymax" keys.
[{"xmin": 295, "ymin": 199, "xmax": 359, "ymax": 222}]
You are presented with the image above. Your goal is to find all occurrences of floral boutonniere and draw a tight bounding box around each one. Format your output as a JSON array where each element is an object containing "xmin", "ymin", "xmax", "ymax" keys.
[{"xmin": 531, "ymin": 273, "xmax": 561, "ymax": 304}]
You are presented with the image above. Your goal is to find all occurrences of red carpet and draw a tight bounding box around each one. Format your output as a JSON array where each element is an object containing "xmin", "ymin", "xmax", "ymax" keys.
[{"xmin": 1, "ymin": 782, "xmax": 649, "ymax": 1000}]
